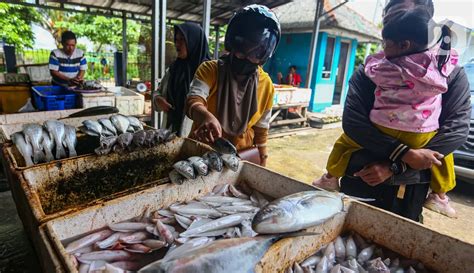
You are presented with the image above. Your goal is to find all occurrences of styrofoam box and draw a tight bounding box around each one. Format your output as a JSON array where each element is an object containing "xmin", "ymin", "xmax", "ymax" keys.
[
  {"xmin": 79, "ymin": 92, "xmax": 115, "ymax": 108},
  {"xmin": 289, "ymin": 88, "xmax": 312, "ymax": 104},
  {"xmin": 26, "ymin": 65, "xmax": 51, "ymax": 83},
  {"xmin": 111, "ymin": 87, "xmax": 145, "ymax": 115}
]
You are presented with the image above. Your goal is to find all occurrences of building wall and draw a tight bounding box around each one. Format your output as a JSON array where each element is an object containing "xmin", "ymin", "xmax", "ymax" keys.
[{"xmin": 265, "ymin": 32, "xmax": 358, "ymax": 112}]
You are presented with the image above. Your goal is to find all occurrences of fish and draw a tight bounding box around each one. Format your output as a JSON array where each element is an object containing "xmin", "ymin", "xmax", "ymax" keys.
[
  {"xmin": 187, "ymin": 156, "xmax": 209, "ymax": 176},
  {"xmin": 142, "ymin": 239, "xmax": 166, "ymax": 250},
  {"xmin": 366, "ymin": 257, "xmax": 390, "ymax": 273},
  {"xmin": 98, "ymin": 118, "xmax": 117, "ymax": 136},
  {"xmin": 41, "ymin": 129, "xmax": 55, "ymax": 162},
  {"xmin": 95, "ymin": 146, "xmax": 112, "ymax": 156},
  {"xmin": 175, "ymin": 202, "xmax": 222, "ymax": 218},
  {"xmin": 316, "ymin": 256, "xmax": 328, "ymax": 273},
  {"xmin": 144, "ymin": 130, "xmax": 157, "ymax": 147},
  {"xmin": 173, "ymin": 160, "xmax": 196, "ymax": 180},
  {"xmin": 132, "ymin": 130, "xmax": 147, "ymax": 147},
  {"xmin": 335, "ymin": 236, "xmax": 346, "ymax": 261},
  {"xmin": 100, "ymin": 136, "xmax": 118, "ymax": 150},
  {"xmin": 301, "ymin": 255, "xmax": 322, "ymax": 267},
  {"xmin": 139, "ymin": 236, "xmax": 284, "ymax": 273},
  {"xmin": 75, "ymin": 250, "xmax": 134, "ymax": 263},
  {"xmin": 324, "ymin": 242, "xmax": 336, "ymax": 264},
  {"xmin": 96, "ymin": 232, "xmax": 133, "ymax": 249},
  {"xmin": 174, "ymin": 214, "xmax": 192, "ymax": 229},
  {"xmin": 216, "ymin": 205, "xmax": 259, "ymax": 214},
  {"xmin": 213, "ymin": 138, "xmax": 237, "ymax": 155},
  {"xmin": 65, "ymin": 229, "xmax": 114, "ymax": 253},
  {"xmin": 22, "ymin": 123, "xmax": 46, "ymax": 163},
  {"xmin": 179, "ymin": 213, "xmax": 251, "ymax": 237},
  {"xmin": 44, "ymin": 120, "xmax": 68, "ymax": 159},
  {"xmin": 220, "ymin": 154, "xmax": 240, "ymax": 172},
  {"xmin": 82, "ymin": 119, "xmax": 103, "ymax": 137},
  {"xmin": 116, "ymin": 132, "xmax": 133, "ymax": 150},
  {"xmin": 357, "ymin": 245, "xmax": 375, "ymax": 264},
  {"xmin": 109, "ymin": 222, "xmax": 151, "ymax": 232},
  {"xmin": 110, "ymin": 115, "xmax": 130, "ymax": 134},
  {"xmin": 63, "ymin": 125, "xmax": 77, "ymax": 157},
  {"xmin": 250, "ymin": 190, "xmax": 269, "ymax": 208},
  {"xmin": 345, "ymin": 236, "xmax": 357, "ymax": 259},
  {"xmin": 252, "ymin": 191, "xmax": 343, "ymax": 234},
  {"xmin": 229, "ymin": 184, "xmax": 249, "ymax": 199},
  {"xmin": 169, "ymin": 169, "xmax": 186, "ymax": 185},
  {"xmin": 203, "ymin": 151, "xmax": 224, "ymax": 172},
  {"xmin": 199, "ymin": 196, "xmax": 252, "ymax": 206},
  {"xmin": 293, "ymin": 262, "xmax": 304, "ymax": 273},
  {"xmin": 124, "ymin": 244, "xmax": 151, "ymax": 253},
  {"xmin": 127, "ymin": 116, "xmax": 143, "ymax": 131},
  {"xmin": 119, "ymin": 231, "xmax": 149, "ymax": 244},
  {"xmin": 11, "ymin": 132, "xmax": 34, "ymax": 166},
  {"xmin": 155, "ymin": 219, "xmax": 174, "ymax": 244}
]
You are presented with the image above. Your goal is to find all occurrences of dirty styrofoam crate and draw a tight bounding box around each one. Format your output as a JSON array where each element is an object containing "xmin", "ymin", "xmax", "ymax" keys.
[
  {"xmin": 79, "ymin": 92, "xmax": 115, "ymax": 108},
  {"xmin": 110, "ymin": 87, "xmax": 144, "ymax": 115}
]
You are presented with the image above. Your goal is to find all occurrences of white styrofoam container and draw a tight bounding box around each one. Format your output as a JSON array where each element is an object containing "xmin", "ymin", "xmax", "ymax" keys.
[
  {"xmin": 111, "ymin": 87, "xmax": 145, "ymax": 115},
  {"xmin": 79, "ymin": 92, "xmax": 115, "ymax": 108},
  {"xmin": 26, "ymin": 65, "xmax": 51, "ymax": 83},
  {"xmin": 289, "ymin": 88, "xmax": 312, "ymax": 104}
]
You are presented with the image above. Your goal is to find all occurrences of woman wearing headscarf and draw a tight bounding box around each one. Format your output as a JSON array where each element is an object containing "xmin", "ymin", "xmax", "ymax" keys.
[
  {"xmin": 314, "ymin": 0, "xmax": 471, "ymax": 221},
  {"xmin": 185, "ymin": 5, "xmax": 280, "ymax": 167},
  {"xmin": 153, "ymin": 22, "xmax": 210, "ymax": 137}
]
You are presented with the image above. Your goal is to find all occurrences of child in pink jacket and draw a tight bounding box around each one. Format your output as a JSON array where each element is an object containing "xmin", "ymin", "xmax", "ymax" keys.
[{"xmin": 314, "ymin": 7, "xmax": 459, "ymax": 217}]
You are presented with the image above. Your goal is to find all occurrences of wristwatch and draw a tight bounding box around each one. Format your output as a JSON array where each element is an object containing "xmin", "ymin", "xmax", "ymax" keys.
[
  {"xmin": 389, "ymin": 162, "xmax": 401, "ymax": 175},
  {"xmin": 260, "ymin": 154, "xmax": 269, "ymax": 160}
]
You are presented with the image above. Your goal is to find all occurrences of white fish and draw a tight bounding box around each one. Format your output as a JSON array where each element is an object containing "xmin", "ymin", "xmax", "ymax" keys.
[
  {"xmin": 316, "ymin": 256, "xmax": 328, "ymax": 273},
  {"xmin": 293, "ymin": 262, "xmax": 304, "ymax": 273},
  {"xmin": 119, "ymin": 231, "xmax": 149, "ymax": 244},
  {"xmin": 212, "ymin": 184, "xmax": 230, "ymax": 196},
  {"xmin": 187, "ymin": 156, "xmax": 209, "ymax": 176},
  {"xmin": 155, "ymin": 219, "xmax": 174, "ymax": 244},
  {"xmin": 11, "ymin": 132, "xmax": 34, "ymax": 166},
  {"xmin": 216, "ymin": 205, "xmax": 259, "ymax": 214},
  {"xmin": 65, "ymin": 229, "xmax": 113, "ymax": 253},
  {"xmin": 180, "ymin": 213, "xmax": 252, "ymax": 237},
  {"xmin": 76, "ymin": 250, "xmax": 133, "ymax": 263},
  {"xmin": 203, "ymin": 151, "xmax": 223, "ymax": 172},
  {"xmin": 173, "ymin": 160, "xmax": 196, "ymax": 179},
  {"xmin": 251, "ymin": 190, "xmax": 270, "ymax": 208},
  {"xmin": 174, "ymin": 214, "xmax": 192, "ymax": 229},
  {"xmin": 109, "ymin": 222, "xmax": 151, "ymax": 232},
  {"xmin": 41, "ymin": 129, "xmax": 55, "ymax": 162},
  {"xmin": 357, "ymin": 245, "xmax": 375, "ymax": 264},
  {"xmin": 124, "ymin": 243, "xmax": 152, "ymax": 253},
  {"xmin": 82, "ymin": 119, "xmax": 103, "ymax": 137},
  {"xmin": 252, "ymin": 191, "xmax": 343, "ymax": 234},
  {"xmin": 22, "ymin": 123, "xmax": 46, "ymax": 163},
  {"xmin": 127, "ymin": 116, "xmax": 144, "ymax": 131},
  {"xmin": 96, "ymin": 232, "xmax": 126, "ymax": 249},
  {"xmin": 221, "ymin": 153, "xmax": 240, "ymax": 172},
  {"xmin": 335, "ymin": 236, "xmax": 346, "ymax": 261},
  {"xmin": 324, "ymin": 242, "xmax": 336, "ymax": 264},
  {"xmin": 301, "ymin": 255, "xmax": 321, "ymax": 267},
  {"xmin": 345, "ymin": 236, "xmax": 357, "ymax": 259},
  {"xmin": 229, "ymin": 184, "xmax": 249, "ymax": 199},
  {"xmin": 199, "ymin": 195, "xmax": 251, "ymax": 205},
  {"xmin": 63, "ymin": 125, "xmax": 77, "ymax": 157},
  {"xmin": 110, "ymin": 115, "xmax": 130, "ymax": 134},
  {"xmin": 142, "ymin": 239, "xmax": 166, "ymax": 250},
  {"xmin": 240, "ymin": 219, "xmax": 258, "ymax": 237},
  {"xmin": 164, "ymin": 237, "xmax": 215, "ymax": 260},
  {"xmin": 175, "ymin": 202, "xmax": 222, "ymax": 218},
  {"xmin": 99, "ymin": 118, "xmax": 118, "ymax": 135},
  {"xmin": 169, "ymin": 169, "xmax": 185, "ymax": 185}
]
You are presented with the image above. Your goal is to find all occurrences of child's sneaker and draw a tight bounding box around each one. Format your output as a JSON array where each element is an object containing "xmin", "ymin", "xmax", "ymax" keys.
[
  {"xmin": 424, "ymin": 193, "xmax": 457, "ymax": 218},
  {"xmin": 312, "ymin": 173, "xmax": 340, "ymax": 191}
]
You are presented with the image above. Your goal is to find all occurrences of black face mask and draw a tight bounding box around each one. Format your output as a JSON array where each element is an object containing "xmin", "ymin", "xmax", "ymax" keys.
[{"xmin": 230, "ymin": 56, "xmax": 258, "ymax": 75}]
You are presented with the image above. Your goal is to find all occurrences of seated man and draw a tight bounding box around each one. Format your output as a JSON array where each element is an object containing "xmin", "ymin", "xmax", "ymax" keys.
[
  {"xmin": 49, "ymin": 31, "xmax": 87, "ymax": 87},
  {"xmin": 286, "ymin": 65, "xmax": 301, "ymax": 87}
]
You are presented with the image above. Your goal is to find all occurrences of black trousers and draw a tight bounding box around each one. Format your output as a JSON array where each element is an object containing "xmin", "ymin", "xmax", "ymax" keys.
[{"xmin": 340, "ymin": 177, "xmax": 430, "ymax": 222}]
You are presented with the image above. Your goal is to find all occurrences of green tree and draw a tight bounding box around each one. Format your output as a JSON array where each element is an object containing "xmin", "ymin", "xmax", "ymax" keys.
[
  {"xmin": 355, "ymin": 43, "xmax": 379, "ymax": 68},
  {"xmin": 0, "ymin": 3, "xmax": 41, "ymax": 50}
]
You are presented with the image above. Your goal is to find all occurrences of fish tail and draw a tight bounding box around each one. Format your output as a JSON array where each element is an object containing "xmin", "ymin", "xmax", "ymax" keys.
[
  {"xmin": 68, "ymin": 147, "xmax": 77, "ymax": 157},
  {"xmin": 44, "ymin": 148, "xmax": 54, "ymax": 162},
  {"xmin": 55, "ymin": 144, "xmax": 67, "ymax": 159},
  {"xmin": 32, "ymin": 148, "xmax": 47, "ymax": 164}
]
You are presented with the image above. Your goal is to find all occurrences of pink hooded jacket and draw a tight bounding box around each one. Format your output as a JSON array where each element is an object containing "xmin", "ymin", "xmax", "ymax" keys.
[{"xmin": 365, "ymin": 49, "xmax": 458, "ymax": 133}]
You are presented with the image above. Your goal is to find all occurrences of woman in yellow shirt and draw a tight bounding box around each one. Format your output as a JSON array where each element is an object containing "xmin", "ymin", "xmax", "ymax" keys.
[{"xmin": 185, "ymin": 5, "xmax": 280, "ymax": 166}]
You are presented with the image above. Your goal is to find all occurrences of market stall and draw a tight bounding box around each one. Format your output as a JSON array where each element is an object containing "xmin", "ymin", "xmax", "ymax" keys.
[{"xmin": 270, "ymin": 85, "xmax": 312, "ymax": 128}]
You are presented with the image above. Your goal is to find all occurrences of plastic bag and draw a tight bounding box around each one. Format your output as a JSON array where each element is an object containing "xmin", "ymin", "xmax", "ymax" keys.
[{"xmin": 18, "ymin": 98, "xmax": 36, "ymax": 113}]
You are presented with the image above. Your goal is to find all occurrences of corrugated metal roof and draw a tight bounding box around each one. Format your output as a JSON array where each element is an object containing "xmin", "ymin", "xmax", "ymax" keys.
[
  {"xmin": 43, "ymin": 0, "xmax": 292, "ymax": 24},
  {"xmin": 273, "ymin": 0, "xmax": 382, "ymax": 42}
]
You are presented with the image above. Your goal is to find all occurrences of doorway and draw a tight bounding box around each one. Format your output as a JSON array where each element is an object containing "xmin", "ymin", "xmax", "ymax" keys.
[{"xmin": 332, "ymin": 41, "xmax": 350, "ymax": 105}]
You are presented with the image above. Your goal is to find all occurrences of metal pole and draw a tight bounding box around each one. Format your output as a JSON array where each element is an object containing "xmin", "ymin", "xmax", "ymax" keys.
[
  {"xmin": 202, "ymin": 0, "xmax": 211, "ymax": 39},
  {"xmin": 151, "ymin": 0, "xmax": 165, "ymax": 128},
  {"xmin": 214, "ymin": 25, "xmax": 220, "ymax": 59},
  {"xmin": 122, "ymin": 12, "xmax": 128, "ymax": 86},
  {"xmin": 364, "ymin": 0, "xmax": 380, "ymax": 61},
  {"xmin": 305, "ymin": 0, "xmax": 324, "ymax": 88},
  {"xmin": 159, "ymin": 0, "xmax": 167, "ymax": 79}
]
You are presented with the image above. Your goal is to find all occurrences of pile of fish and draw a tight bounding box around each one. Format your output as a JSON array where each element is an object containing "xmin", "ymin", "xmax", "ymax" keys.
[
  {"xmin": 285, "ymin": 233, "xmax": 428, "ymax": 273},
  {"xmin": 80, "ymin": 114, "xmax": 176, "ymax": 155},
  {"xmin": 63, "ymin": 185, "xmax": 346, "ymax": 273},
  {"xmin": 11, "ymin": 120, "xmax": 77, "ymax": 166},
  {"xmin": 170, "ymin": 151, "xmax": 240, "ymax": 184}
]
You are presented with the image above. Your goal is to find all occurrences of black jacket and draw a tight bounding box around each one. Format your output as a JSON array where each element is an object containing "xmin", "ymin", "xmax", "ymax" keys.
[{"xmin": 342, "ymin": 65, "xmax": 472, "ymax": 185}]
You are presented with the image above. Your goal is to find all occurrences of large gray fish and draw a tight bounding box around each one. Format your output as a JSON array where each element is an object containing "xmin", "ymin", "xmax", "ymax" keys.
[
  {"xmin": 63, "ymin": 125, "xmax": 77, "ymax": 157},
  {"xmin": 127, "ymin": 116, "xmax": 143, "ymax": 131},
  {"xmin": 98, "ymin": 118, "xmax": 117, "ymax": 136},
  {"xmin": 82, "ymin": 120, "xmax": 103, "ymax": 137},
  {"xmin": 22, "ymin": 123, "xmax": 46, "ymax": 164},
  {"xmin": 203, "ymin": 151, "xmax": 223, "ymax": 172},
  {"xmin": 139, "ymin": 236, "xmax": 281, "ymax": 273},
  {"xmin": 144, "ymin": 130, "xmax": 157, "ymax": 147},
  {"xmin": 132, "ymin": 130, "xmax": 146, "ymax": 147},
  {"xmin": 11, "ymin": 132, "xmax": 34, "ymax": 166},
  {"xmin": 100, "ymin": 136, "xmax": 118, "ymax": 150},
  {"xmin": 187, "ymin": 156, "xmax": 209, "ymax": 176},
  {"xmin": 252, "ymin": 191, "xmax": 343, "ymax": 234},
  {"xmin": 41, "ymin": 129, "xmax": 55, "ymax": 162},
  {"xmin": 44, "ymin": 120, "xmax": 67, "ymax": 159},
  {"xmin": 213, "ymin": 138, "xmax": 237, "ymax": 155},
  {"xmin": 110, "ymin": 115, "xmax": 130, "ymax": 134},
  {"xmin": 221, "ymin": 154, "xmax": 240, "ymax": 172},
  {"xmin": 169, "ymin": 169, "xmax": 185, "ymax": 185},
  {"xmin": 173, "ymin": 160, "xmax": 195, "ymax": 179},
  {"xmin": 116, "ymin": 132, "xmax": 134, "ymax": 150},
  {"xmin": 179, "ymin": 213, "xmax": 251, "ymax": 237}
]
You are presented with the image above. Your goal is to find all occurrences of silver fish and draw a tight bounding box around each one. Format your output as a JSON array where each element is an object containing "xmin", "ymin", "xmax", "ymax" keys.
[
  {"xmin": 109, "ymin": 222, "xmax": 151, "ymax": 232},
  {"xmin": 293, "ymin": 262, "xmax": 304, "ymax": 273},
  {"xmin": 169, "ymin": 169, "xmax": 185, "ymax": 185},
  {"xmin": 216, "ymin": 205, "xmax": 259, "ymax": 214},
  {"xmin": 110, "ymin": 115, "xmax": 130, "ymax": 134},
  {"xmin": 241, "ymin": 219, "xmax": 258, "ymax": 237},
  {"xmin": 63, "ymin": 125, "xmax": 77, "ymax": 157},
  {"xmin": 11, "ymin": 132, "xmax": 34, "ymax": 166},
  {"xmin": 335, "ymin": 236, "xmax": 346, "ymax": 261},
  {"xmin": 180, "ymin": 213, "xmax": 252, "ymax": 237},
  {"xmin": 187, "ymin": 156, "xmax": 209, "ymax": 176},
  {"xmin": 174, "ymin": 214, "xmax": 192, "ymax": 229},
  {"xmin": 82, "ymin": 120, "xmax": 103, "ymax": 136},
  {"xmin": 124, "ymin": 243, "xmax": 151, "ymax": 253},
  {"xmin": 143, "ymin": 239, "xmax": 166, "ymax": 250},
  {"xmin": 127, "ymin": 116, "xmax": 143, "ymax": 130},
  {"xmin": 173, "ymin": 160, "xmax": 196, "ymax": 179},
  {"xmin": 221, "ymin": 154, "xmax": 240, "ymax": 172},
  {"xmin": 116, "ymin": 132, "xmax": 133, "ymax": 149},
  {"xmin": 41, "ymin": 129, "xmax": 55, "ymax": 162},
  {"xmin": 65, "ymin": 229, "xmax": 114, "ymax": 253},
  {"xmin": 366, "ymin": 257, "xmax": 390, "ymax": 273},
  {"xmin": 252, "ymin": 191, "xmax": 343, "ymax": 234},
  {"xmin": 175, "ymin": 203, "xmax": 222, "ymax": 218},
  {"xmin": 76, "ymin": 250, "xmax": 133, "ymax": 263},
  {"xmin": 301, "ymin": 255, "xmax": 321, "ymax": 267},
  {"xmin": 316, "ymin": 256, "xmax": 328, "ymax": 273},
  {"xmin": 164, "ymin": 237, "xmax": 215, "ymax": 260},
  {"xmin": 213, "ymin": 138, "xmax": 237, "ymax": 155},
  {"xmin": 132, "ymin": 130, "xmax": 147, "ymax": 147},
  {"xmin": 139, "ymin": 236, "xmax": 281, "ymax": 273},
  {"xmin": 357, "ymin": 245, "xmax": 375, "ymax": 264},
  {"xmin": 44, "ymin": 120, "xmax": 68, "ymax": 159},
  {"xmin": 127, "ymin": 125, "xmax": 136, "ymax": 133},
  {"xmin": 203, "ymin": 151, "xmax": 223, "ymax": 172},
  {"xmin": 345, "ymin": 236, "xmax": 357, "ymax": 259},
  {"xmin": 98, "ymin": 118, "xmax": 117, "ymax": 136},
  {"xmin": 22, "ymin": 123, "xmax": 46, "ymax": 163},
  {"xmin": 100, "ymin": 136, "xmax": 118, "ymax": 150}
]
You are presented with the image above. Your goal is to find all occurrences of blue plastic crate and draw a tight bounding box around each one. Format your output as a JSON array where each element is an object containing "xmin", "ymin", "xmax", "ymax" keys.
[{"xmin": 32, "ymin": 86, "xmax": 77, "ymax": 111}]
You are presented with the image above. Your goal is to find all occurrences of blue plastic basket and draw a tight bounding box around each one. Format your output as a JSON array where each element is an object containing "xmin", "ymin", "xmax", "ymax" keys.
[{"xmin": 32, "ymin": 86, "xmax": 77, "ymax": 111}]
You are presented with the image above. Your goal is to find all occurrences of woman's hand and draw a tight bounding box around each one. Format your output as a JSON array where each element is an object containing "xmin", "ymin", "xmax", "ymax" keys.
[
  {"xmin": 354, "ymin": 162, "xmax": 393, "ymax": 186},
  {"xmin": 154, "ymin": 96, "xmax": 173, "ymax": 112},
  {"xmin": 193, "ymin": 113, "xmax": 222, "ymax": 144},
  {"xmin": 401, "ymin": 149, "xmax": 443, "ymax": 170}
]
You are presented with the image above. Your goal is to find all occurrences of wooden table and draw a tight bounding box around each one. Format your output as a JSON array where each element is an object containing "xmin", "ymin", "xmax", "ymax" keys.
[{"xmin": 270, "ymin": 102, "xmax": 308, "ymax": 127}]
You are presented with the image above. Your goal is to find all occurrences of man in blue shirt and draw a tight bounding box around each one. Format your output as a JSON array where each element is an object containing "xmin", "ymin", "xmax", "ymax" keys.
[{"xmin": 49, "ymin": 31, "xmax": 87, "ymax": 86}]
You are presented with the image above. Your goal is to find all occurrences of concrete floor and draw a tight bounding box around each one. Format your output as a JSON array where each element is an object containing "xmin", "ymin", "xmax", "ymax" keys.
[{"xmin": 266, "ymin": 127, "xmax": 474, "ymax": 244}]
